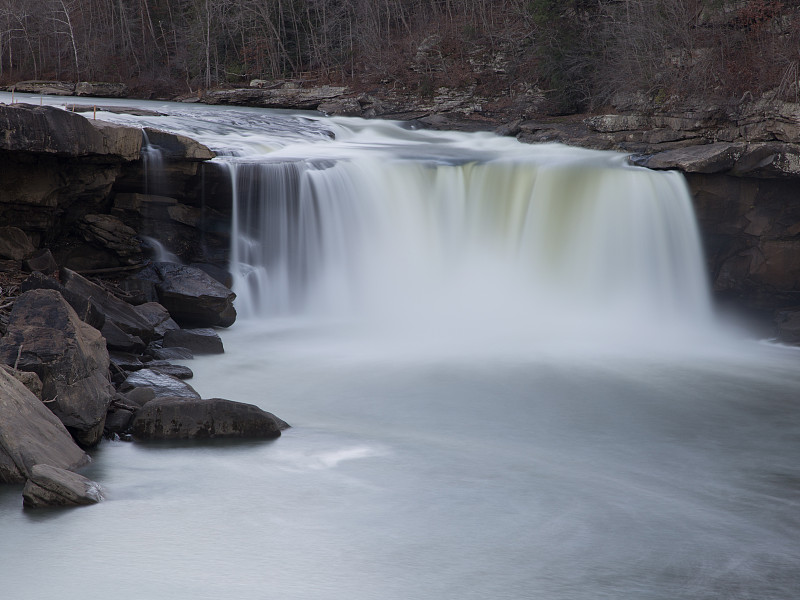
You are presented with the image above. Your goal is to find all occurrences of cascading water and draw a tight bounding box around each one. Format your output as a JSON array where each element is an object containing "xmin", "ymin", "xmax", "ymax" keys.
[{"xmin": 224, "ymin": 126, "xmax": 713, "ymax": 351}]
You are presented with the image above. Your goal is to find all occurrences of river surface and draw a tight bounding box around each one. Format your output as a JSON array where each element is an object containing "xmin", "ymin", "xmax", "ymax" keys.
[{"xmin": 1, "ymin": 93, "xmax": 800, "ymax": 599}]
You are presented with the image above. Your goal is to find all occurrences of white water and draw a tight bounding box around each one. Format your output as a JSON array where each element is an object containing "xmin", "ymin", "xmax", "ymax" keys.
[{"xmin": 1, "ymin": 92, "xmax": 799, "ymax": 600}]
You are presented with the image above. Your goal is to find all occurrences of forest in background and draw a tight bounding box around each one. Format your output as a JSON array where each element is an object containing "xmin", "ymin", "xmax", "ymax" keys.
[{"xmin": 0, "ymin": 0, "xmax": 798, "ymax": 114}]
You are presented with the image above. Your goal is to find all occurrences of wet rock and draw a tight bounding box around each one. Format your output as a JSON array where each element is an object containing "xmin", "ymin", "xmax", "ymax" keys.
[
  {"xmin": 104, "ymin": 406, "xmax": 135, "ymax": 436},
  {"xmin": 149, "ymin": 346, "xmax": 194, "ymax": 361},
  {"xmin": 162, "ymin": 328, "xmax": 224, "ymax": 355},
  {"xmin": 101, "ymin": 320, "xmax": 146, "ymax": 354},
  {"xmin": 131, "ymin": 397, "xmax": 289, "ymax": 441},
  {"xmin": 133, "ymin": 302, "xmax": 180, "ymax": 339},
  {"xmin": 61, "ymin": 268, "xmax": 154, "ymax": 340},
  {"xmin": 22, "ymin": 464, "xmax": 103, "ymax": 508},
  {"xmin": 78, "ymin": 214, "xmax": 142, "ymax": 264},
  {"xmin": 0, "ymin": 226, "xmax": 35, "ymax": 260},
  {"xmin": 22, "ymin": 248, "xmax": 58, "ymax": 275},
  {"xmin": 123, "ymin": 386, "xmax": 156, "ymax": 408},
  {"xmin": 0, "ymin": 367, "xmax": 89, "ymax": 483},
  {"xmin": 0, "ymin": 289, "xmax": 115, "ymax": 447},
  {"xmin": 136, "ymin": 263, "xmax": 236, "ymax": 328},
  {"xmin": 149, "ymin": 362, "xmax": 193, "ymax": 380},
  {"xmin": 120, "ymin": 368, "xmax": 200, "ymax": 400},
  {"xmin": 109, "ymin": 352, "xmax": 144, "ymax": 372}
]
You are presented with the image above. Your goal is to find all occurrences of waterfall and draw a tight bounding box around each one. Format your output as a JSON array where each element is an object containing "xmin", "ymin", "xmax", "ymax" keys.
[{"xmin": 225, "ymin": 127, "xmax": 713, "ymax": 347}]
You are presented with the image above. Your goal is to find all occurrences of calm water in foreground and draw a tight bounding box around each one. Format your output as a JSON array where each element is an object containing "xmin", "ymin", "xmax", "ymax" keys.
[{"xmin": 2, "ymin": 322, "xmax": 800, "ymax": 600}]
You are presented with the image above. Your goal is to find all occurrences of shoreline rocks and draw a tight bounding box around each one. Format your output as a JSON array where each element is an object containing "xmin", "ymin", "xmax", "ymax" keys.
[{"xmin": 131, "ymin": 397, "xmax": 289, "ymax": 441}]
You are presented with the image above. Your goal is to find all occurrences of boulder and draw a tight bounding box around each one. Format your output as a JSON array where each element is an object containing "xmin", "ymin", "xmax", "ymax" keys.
[
  {"xmin": 133, "ymin": 263, "xmax": 236, "ymax": 328},
  {"xmin": 109, "ymin": 351, "xmax": 145, "ymax": 372},
  {"xmin": 12, "ymin": 80, "xmax": 75, "ymax": 94},
  {"xmin": 22, "ymin": 464, "xmax": 103, "ymax": 508},
  {"xmin": 120, "ymin": 368, "xmax": 200, "ymax": 400},
  {"xmin": 123, "ymin": 386, "xmax": 156, "ymax": 408},
  {"xmin": 20, "ymin": 272, "xmax": 105, "ymax": 331},
  {"xmin": 0, "ymin": 289, "xmax": 114, "ymax": 447},
  {"xmin": 60, "ymin": 268, "xmax": 154, "ymax": 340},
  {"xmin": 0, "ymin": 226, "xmax": 35, "ymax": 260},
  {"xmin": 149, "ymin": 346, "xmax": 194, "ymax": 361},
  {"xmin": 148, "ymin": 362, "xmax": 194, "ymax": 380},
  {"xmin": 101, "ymin": 320, "xmax": 146, "ymax": 354},
  {"xmin": 133, "ymin": 302, "xmax": 180, "ymax": 338},
  {"xmin": 131, "ymin": 397, "xmax": 289, "ymax": 441},
  {"xmin": 162, "ymin": 328, "xmax": 224, "ymax": 354},
  {"xmin": 0, "ymin": 367, "xmax": 89, "ymax": 483},
  {"xmin": 0, "ymin": 104, "xmax": 119, "ymax": 157},
  {"xmin": 104, "ymin": 405, "xmax": 135, "ymax": 436}
]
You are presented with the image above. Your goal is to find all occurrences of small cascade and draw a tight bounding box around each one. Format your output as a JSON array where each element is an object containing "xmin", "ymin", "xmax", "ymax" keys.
[{"xmin": 141, "ymin": 129, "xmax": 165, "ymax": 196}]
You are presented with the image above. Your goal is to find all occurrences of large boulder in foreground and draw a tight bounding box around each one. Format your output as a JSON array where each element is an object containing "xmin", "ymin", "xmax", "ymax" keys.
[
  {"xmin": 0, "ymin": 289, "xmax": 115, "ymax": 447},
  {"xmin": 0, "ymin": 367, "xmax": 89, "ymax": 483},
  {"xmin": 22, "ymin": 464, "xmax": 103, "ymax": 508},
  {"xmin": 131, "ymin": 397, "xmax": 289, "ymax": 441}
]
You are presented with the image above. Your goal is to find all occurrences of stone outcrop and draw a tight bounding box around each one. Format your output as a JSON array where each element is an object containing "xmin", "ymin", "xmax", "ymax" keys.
[
  {"xmin": 0, "ymin": 366, "xmax": 89, "ymax": 483},
  {"xmin": 0, "ymin": 104, "xmax": 141, "ymax": 158},
  {"xmin": 130, "ymin": 263, "xmax": 236, "ymax": 328},
  {"xmin": 60, "ymin": 268, "xmax": 154, "ymax": 341},
  {"xmin": 0, "ymin": 289, "xmax": 114, "ymax": 447},
  {"xmin": 133, "ymin": 302, "xmax": 180, "ymax": 339},
  {"xmin": 22, "ymin": 464, "xmax": 103, "ymax": 508},
  {"xmin": 75, "ymin": 82, "xmax": 129, "ymax": 98},
  {"xmin": 120, "ymin": 368, "xmax": 201, "ymax": 400},
  {"xmin": 143, "ymin": 128, "xmax": 215, "ymax": 161},
  {"xmin": 162, "ymin": 328, "xmax": 224, "ymax": 354},
  {"xmin": 202, "ymin": 85, "xmax": 351, "ymax": 110},
  {"xmin": 131, "ymin": 397, "xmax": 289, "ymax": 441}
]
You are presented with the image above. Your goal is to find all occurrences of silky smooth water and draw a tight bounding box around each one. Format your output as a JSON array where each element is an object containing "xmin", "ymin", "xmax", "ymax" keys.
[{"xmin": 1, "ymin": 93, "xmax": 799, "ymax": 599}]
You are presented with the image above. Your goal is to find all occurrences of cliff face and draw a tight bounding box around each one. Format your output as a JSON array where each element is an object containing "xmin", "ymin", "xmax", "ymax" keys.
[{"xmin": 0, "ymin": 104, "xmax": 229, "ymax": 273}]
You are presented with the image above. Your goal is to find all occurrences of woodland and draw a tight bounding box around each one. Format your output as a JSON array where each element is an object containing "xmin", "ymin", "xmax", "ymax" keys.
[{"xmin": 0, "ymin": 0, "xmax": 798, "ymax": 113}]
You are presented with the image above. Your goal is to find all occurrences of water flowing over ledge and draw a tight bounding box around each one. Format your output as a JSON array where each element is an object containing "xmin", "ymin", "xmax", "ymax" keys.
[{"xmin": 99, "ymin": 101, "xmax": 718, "ymax": 354}]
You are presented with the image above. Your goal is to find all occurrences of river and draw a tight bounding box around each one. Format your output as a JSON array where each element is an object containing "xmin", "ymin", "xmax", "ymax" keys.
[{"xmin": 1, "ymin": 93, "xmax": 799, "ymax": 599}]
